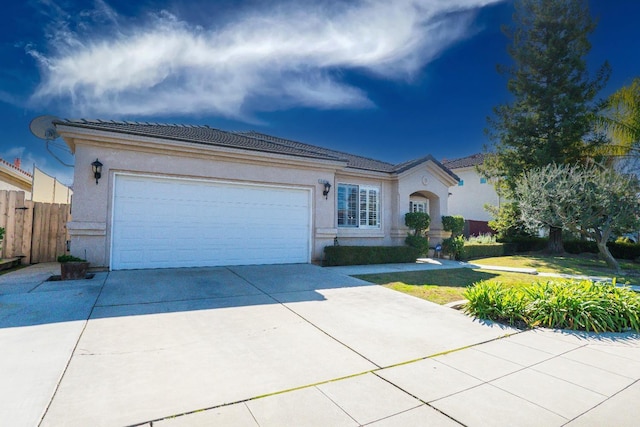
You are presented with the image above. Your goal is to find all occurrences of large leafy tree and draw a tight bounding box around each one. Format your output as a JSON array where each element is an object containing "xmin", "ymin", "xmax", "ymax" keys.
[
  {"xmin": 516, "ymin": 163, "xmax": 640, "ymax": 273},
  {"xmin": 482, "ymin": 0, "xmax": 610, "ymax": 253}
]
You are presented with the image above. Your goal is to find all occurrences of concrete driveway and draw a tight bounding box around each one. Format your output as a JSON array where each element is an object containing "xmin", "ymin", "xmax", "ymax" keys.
[{"xmin": 1, "ymin": 263, "xmax": 638, "ymax": 426}]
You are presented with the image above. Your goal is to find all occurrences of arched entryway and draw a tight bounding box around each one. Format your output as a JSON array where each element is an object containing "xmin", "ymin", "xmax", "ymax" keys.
[
  {"xmin": 409, "ymin": 191, "xmax": 439, "ymax": 222},
  {"xmin": 408, "ymin": 191, "xmax": 446, "ymax": 244}
]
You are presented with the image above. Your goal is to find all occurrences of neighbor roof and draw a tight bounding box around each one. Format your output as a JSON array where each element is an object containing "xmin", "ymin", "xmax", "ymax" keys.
[
  {"xmin": 0, "ymin": 158, "xmax": 32, "ymax": 178},
  {"xmin": 54, "ymin": 119, "xmax": 456, "ymax": 178},
  {"xmin": 442, "ymin": 153, "xmax": 485, "ymax": 169}
]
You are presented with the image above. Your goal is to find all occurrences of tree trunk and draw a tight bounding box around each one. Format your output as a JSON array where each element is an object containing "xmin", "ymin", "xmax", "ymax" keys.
[
  {"xmin": 596, "ymin": 241, "xmax": 620, "ymax": 273},
  {"xmin": 546, "ymin": 226, "xmax": 564, "ymax": 254}
]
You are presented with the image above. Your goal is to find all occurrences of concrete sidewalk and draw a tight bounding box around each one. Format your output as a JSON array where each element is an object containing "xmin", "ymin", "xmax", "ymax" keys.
[
  {"xmin": 1, "ymin": 262, "xmax": 638, "ymax": 426},
  {"xmin": 154, "ymin": 328, "xmax": 640, "ymax": 427}
]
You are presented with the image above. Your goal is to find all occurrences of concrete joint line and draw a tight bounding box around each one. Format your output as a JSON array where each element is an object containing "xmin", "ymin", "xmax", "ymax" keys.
[
  {"xmin": 561, "ymin": 378, "xmax": 640, "ymax": 426},
  {"xmin": 224, "ymin": 267, "xmax": 382, "ymax": 369},
  {"xmin": 371, "ymin": 371, "xmax": 467, "ymax": 426},
  {"xmin": 37, "ymin": 272, "xmax": 111, "ymax": 427}
]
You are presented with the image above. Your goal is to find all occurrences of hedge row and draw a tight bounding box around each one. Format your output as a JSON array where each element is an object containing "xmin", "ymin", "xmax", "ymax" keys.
[
  {"xmin": 608, "ymin": 241, "xmax": 640, "ymax": 260},
  {"xmin": 496, "ymin": 236, "xmax": 548, "ymax": 252},
  {"xmin": 498, "ymin": 237, "xmax": 640, "ymax": 260},
  {"xmin": 462, "ymin": 243, "xmax": 515, "ymax": 260},
  {"xmin": 323, "ymin": 245, "xmax": 420, "ymax": 266}
]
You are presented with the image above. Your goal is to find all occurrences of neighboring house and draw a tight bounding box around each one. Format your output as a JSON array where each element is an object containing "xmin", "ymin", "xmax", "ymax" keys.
[
  {"xmin": 0, "ymin": 158, "xmax": 32, "ymax": 199},
  {"xmin": 32, "ymin": 166, "xmax": 73, "ymax": 204},
  {"xmin": 0, "ymin": 158, "xmax": 73, "ymax": 204},
  {"xmin": 442, "ymin": 153, "xmax": 500, "ymax": 236},
  {"xmin": 54, "ymin": 119, "xmax": 459, "ymax": 270}
]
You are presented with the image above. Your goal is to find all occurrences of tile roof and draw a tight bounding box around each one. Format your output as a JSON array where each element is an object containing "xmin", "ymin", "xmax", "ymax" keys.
[
  {"xmin": 0, "ymin": 158, "xmax": 32, "ymax": 177},
  {"xmin": 54, "ymin": 119, "xmax": 455, "ymax": 178},
  {"xmin": 238, "ymin": 131, "xmax": 396, "ymax": 173},
  {"xmin": 442, "ymin": 153, "xmax": 485, "ymax": 169},
  {"xmin": 54, "ymin": 119, "xmax": 342, "ymax": 163}
]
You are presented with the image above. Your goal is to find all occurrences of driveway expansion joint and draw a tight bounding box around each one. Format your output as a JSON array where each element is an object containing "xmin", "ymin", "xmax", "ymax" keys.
[{"xmin": 36, "ymin": 272, "xmax": 110, "ymax": 427}]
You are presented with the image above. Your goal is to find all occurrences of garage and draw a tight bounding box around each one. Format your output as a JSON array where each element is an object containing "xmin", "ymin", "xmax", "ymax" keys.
[{"xmin": 111, "ymin": 174, "xmax": 312, "ymax": 270}]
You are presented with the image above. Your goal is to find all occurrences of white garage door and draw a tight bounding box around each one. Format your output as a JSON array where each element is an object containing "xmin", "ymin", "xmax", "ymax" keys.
[{"xmin": 111, "ymin": 174, "xmax": 311, "ymax": 270}]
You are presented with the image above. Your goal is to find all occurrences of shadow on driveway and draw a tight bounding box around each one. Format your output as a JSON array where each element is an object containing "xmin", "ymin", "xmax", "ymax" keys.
[{"xmin": 0, "ymin": 263, "xmax": 373, "ymax": 328}]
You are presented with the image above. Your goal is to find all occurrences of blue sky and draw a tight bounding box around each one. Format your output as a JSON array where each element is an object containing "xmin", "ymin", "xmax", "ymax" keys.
[{"xmin": 1, "ymin": 0, "xmax": 638, "ymax": 185}]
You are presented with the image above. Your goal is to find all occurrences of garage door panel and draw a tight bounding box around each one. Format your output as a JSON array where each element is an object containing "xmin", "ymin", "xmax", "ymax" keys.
[{"xmin": 112, "ymin": 175, "xmax": 311, "ymax": 270}]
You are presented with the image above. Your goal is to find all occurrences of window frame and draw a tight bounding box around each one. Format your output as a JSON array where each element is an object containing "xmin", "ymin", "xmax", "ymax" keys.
[
  {"xmin": 409, "ymin": 200, "xmax": 428, "ymax": 213},
  {"xmin": 337, "ymin": 183, "xmax": 381, "ymax": 229}
]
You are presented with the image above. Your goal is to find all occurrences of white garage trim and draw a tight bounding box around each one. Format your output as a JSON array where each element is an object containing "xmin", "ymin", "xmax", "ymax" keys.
[{"xmin": 110, "ymin": 173, "xmax": 312, "ymax": 270}]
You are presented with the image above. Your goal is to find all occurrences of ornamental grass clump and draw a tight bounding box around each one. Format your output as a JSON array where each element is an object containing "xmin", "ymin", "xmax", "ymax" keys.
[{"xmin": 464, "ymin": 279, "xmax": 640, "ymax": 333}]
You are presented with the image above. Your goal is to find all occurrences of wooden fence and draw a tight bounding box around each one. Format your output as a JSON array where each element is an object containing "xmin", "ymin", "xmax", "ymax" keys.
[{"xmin": 0, "ymin": 190, "xmax": 70, "ymax": 264}]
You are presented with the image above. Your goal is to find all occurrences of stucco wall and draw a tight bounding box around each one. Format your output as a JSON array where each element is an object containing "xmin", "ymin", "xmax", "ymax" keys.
[
  {"xmin": 395, "ymin": 163, "xmax": 454, "ymax": 245},
  {"xmin": 447, "ymin": 166, "xmax": 500, "ymax": 222},
  {"xmin": 65, "ymin": 130, "xmax": 456, "ymax": 268},
  {"xmin": 69, "ymin": 141, "xmax": 340, "ymax": 267}
]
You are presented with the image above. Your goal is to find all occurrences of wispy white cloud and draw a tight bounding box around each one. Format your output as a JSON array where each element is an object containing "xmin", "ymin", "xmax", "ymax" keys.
[{"xmin": 29, "ymin": 0, "xmax": 501, "ymax": 119}]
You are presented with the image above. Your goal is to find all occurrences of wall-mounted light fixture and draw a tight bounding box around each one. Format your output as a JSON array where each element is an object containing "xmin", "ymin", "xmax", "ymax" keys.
[
  {"xmin": 91, "ymin": 159, "xmax": 103, "ymax": 185},
  {"xmin": 322, "ymin": 181, "xmax": 332, "ymax": 200}
]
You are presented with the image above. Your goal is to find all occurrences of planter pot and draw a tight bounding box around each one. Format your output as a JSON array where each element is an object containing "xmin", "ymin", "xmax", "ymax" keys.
[{"xmin": 60, "ymin": 262, "xmax": 90, "ymax": 280}]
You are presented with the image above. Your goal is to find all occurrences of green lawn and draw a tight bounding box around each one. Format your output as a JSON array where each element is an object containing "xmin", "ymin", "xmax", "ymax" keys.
[
  {"xmin": 354, "ymin": 254, "xmax": 639, "ymax": 305},
  {"xmin": 354, "ymin": 268, "xmax": 543, "ymax": 305},
  {"xmin": 470, "ymin": 254, "xmax": 640, "ymax": 276}
]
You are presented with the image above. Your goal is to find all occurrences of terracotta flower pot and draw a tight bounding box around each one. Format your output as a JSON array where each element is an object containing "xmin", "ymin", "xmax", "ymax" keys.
[{"xmin": 60, "ymin": 262, "xmax": 90, "ymax": 280}]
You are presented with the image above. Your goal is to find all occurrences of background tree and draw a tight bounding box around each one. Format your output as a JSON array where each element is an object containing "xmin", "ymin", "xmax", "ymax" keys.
[
  {"xmin": 516, "ymin": 163, "xmax": 640, "ymax": 272},
  {"xmin": 596, "ymin": 77, "xmax": 640, "ymax": 171},
  {"xmin": 485, "ymin": 202, "xmax": 528, "ymax": 239},
  {"xmin": 482, "ymin": 0, "xmax": 610, "ymax": 253}
]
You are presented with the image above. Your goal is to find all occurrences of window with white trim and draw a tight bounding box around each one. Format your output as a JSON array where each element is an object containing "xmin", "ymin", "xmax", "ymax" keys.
[
  {"xmin": 337, "ymin": 184, "xmax": 380, "ymax": 228},
  {"xmin": 409, "ymin": 200, "xmax": 428, "ymax": 213}
]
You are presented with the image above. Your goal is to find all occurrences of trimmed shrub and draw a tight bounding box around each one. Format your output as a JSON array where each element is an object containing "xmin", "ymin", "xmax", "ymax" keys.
[
  {"xmin": 442, "ymin": 235, "xmax": 465, "ymax": 260},
  {"xmin": 464, "ymin": 280, "xmax": 640, "ymax": 333},
  {"xmin": 442, "ymin": 215, "xmax": 464, "ymax": 236},
  {"xmin": 57, "ymin": 254, "xmax": 87, "ymax": 263},
  {"xmin": 563, "ymin": 240, "xmax": 640, "ymax": 259},
  {"xmin": 405, "ymin": 212, "xmax": 431, "ymax": 234},
  {"xmin": 497, "ymin": 236, "xmax": 548, "ymax": 252},
  {"xmin": 607, "ymin": 241, "xmax": 640, "ymax": 260},
  {"xmin": 462, "ymin": 243, "xmax": 509, "ymax": 260},
  {"xmin": 323, "ymin": 245, "xmax": 420, "ymax": 266},
  {"xmin": 404, "ymin": 234, "xmax": 430, "ymax": 256}
]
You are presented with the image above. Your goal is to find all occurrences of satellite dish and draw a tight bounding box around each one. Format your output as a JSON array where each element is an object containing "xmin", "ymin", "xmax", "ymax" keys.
[
  {"xmin": 29, "ymin": 115, "xmax": 60, "ymax": 140},
  {"xmin": 29, "ymin": 115, "xmax": 73, "ymax": 167}
]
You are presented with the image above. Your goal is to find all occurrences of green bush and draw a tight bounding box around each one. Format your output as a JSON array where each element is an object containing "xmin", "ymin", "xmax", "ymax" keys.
[
  {"xmin": 607, "ymin": 241, "xmax": 640, "ymax": 260},
  {"xmin": 462, "ymin": 243, "xmax": 509, "ymax": 260},
  {"xmin": 563, "ymin": 240, "xmax": 640, "ymax": 259},
  {"xmin": 404, "ymin": 235, "xmax": 430, "ymax": 256},
  {"xmin": 404, "ymin": 212, "xmax": 431, "ymax": 234},
  {"xmin": 442, "ymin": 235, "xmax": 465, "ymax": 260},
  {"xmin": 497, "ymin": 236, "xmax": 548, "ymax": 252},
  {"xmin": 442, "ymin": 215, "xmax": 464, "ymax": 236},
  {"xmin": 466, "ymin": 233, "xmax": 496, "ymax": 244},
  {"xmin": 464, "ymin": 280, "xmax": 640, "ymax": 333},
  {"xmin": 57, "ymin": 254, "xmax": 87, "ymax": 263},
  {"xmin": 463, "ymin": 282, "xmax": 528, "ymax": 326},
  {"xmin": 323, "ymin": 245, "xmax": 420, "ymax": 266}
]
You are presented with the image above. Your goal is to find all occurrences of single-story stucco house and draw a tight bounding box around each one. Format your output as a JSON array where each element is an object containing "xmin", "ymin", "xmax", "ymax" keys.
[{"xmin": 54, "ymin": 119, "xmax": 459, "ymax": 270}]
